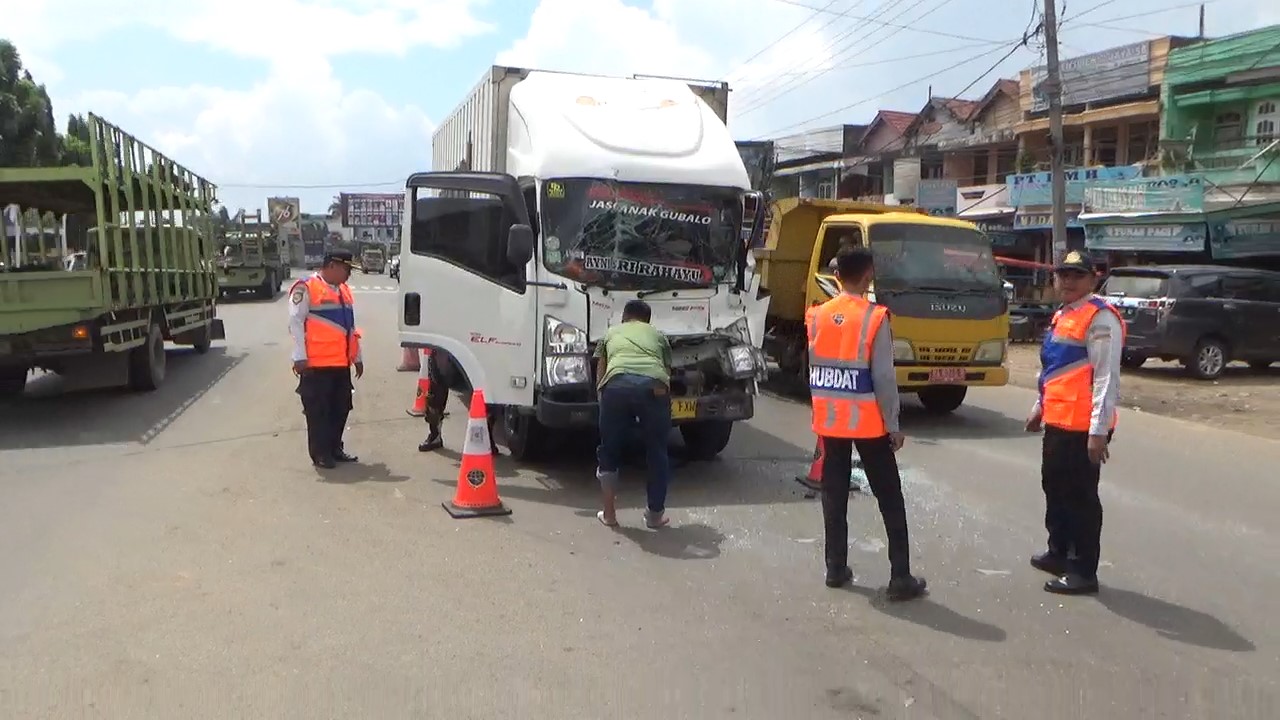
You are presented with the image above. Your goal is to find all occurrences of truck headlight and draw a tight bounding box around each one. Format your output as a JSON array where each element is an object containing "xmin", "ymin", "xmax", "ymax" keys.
[
  {"xmin": 892, "ymin": 338, "xmax": 914, "ymax": 362},
  {"xmin": 544, "ymin": 316, "xmax": 590, "ymax": 386},
  {"xmin": 974, "ymin": 339, "xmax": 1006, "ymax": 363},
  {"xmin": 720, "ymin": 344, "xmax": 758, "ymax": 380}
]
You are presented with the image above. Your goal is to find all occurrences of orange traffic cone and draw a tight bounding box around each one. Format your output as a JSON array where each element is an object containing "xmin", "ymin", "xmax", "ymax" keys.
[
  {"xmin": 442, "ymin": 389, "xmax": 511, "ymax": 518},
  {"xmin": 406, "ymin": 349, "xmax": 432, "ymax": 417},
  {"xmin": 397, "ymin": 345, "xmax": 420, "ymax": 372},
  {"xmin": 796, "ymin": 438, "xmax": 825, "ymax": 491}
]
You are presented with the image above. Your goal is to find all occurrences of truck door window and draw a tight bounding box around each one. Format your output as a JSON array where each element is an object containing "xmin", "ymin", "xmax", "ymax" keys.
[
  {"xmin": 817, "ymin": 225, "xmax": 863, "ymax": 271},
  {"xmin": 409, "ymin": 190, "xmax": 526, "ymax": 294}
]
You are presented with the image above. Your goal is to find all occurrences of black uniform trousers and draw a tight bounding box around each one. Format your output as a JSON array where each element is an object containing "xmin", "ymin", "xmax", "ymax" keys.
[
  {"xmin": 820, "ymin": 435, "xmax": 912, "ymax": 579},
  {"xmin": 1041, "ymin": 425, "xmax": 1111, "ymax": 580},
  {"xmin": 423, "ymin": 350, "xmax": 449, "ymax": 431},
  {"xmin": 297, "ymin": 366, "xmax": 354, "ymax": 462}
]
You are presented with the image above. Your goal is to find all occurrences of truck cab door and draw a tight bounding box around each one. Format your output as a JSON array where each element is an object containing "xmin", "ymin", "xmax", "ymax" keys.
[{"xmin": 398, "ymin": 171, "xmax": 538, "ymax": 407}]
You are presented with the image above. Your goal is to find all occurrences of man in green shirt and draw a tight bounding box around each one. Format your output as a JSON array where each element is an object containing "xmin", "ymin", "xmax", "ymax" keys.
[{"xmin": 593, "ymin": 299, "xmax": 674, "ymax": 529}]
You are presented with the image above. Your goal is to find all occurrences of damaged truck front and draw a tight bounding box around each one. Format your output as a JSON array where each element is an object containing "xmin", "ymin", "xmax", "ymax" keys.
[{"xmin": 398, "ymin": 66, "xmax": 769, "ymax": 461}]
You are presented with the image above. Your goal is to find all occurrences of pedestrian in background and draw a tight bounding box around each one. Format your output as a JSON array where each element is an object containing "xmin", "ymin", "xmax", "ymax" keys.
[
  {"xmin": 593, "ymin": 299, "xmax": 673, "ymax": 529},
  {"xmin": 288, "ymin": 250, "xmax": 364, "ymax": 469},
  {"xmin": 807, "ymin": 247, "xmax": 926, "ymax": 601},
  {"xmin": 1026, "ymin": 250, "xmax": 1125, "ymax": 595}
]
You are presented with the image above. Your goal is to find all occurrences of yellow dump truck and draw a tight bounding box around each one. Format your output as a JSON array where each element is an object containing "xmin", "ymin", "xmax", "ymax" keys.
[{"xmin": 755, "ymin": 198, "xmax": 1009, "ymax": 413}]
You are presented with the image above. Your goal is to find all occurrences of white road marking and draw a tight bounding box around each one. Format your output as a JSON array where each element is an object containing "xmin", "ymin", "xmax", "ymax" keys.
[{"xmin": 348, "ymin": 286, "xmax": 398, "ymax": 293}]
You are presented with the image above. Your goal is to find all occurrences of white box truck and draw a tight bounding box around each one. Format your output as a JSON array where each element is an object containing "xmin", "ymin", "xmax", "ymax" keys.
[{"xmin": 397, "ymin": 65, "xmax": 770, "ymax": 461}]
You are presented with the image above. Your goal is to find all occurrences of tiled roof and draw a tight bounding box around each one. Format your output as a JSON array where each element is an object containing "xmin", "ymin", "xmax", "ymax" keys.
[{"xmin": 877, "ymin": 110, "xmax": 917, "ymax": 134}]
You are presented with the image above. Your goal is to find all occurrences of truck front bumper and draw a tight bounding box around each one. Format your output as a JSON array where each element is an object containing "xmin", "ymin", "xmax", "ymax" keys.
[
  {"xmin": 895, "ymin": 365, "xmax": 1008, "ymax": 389},
  {"xmin": 537, "ymin": 391, "xmax": 756, "ymax": 429}
]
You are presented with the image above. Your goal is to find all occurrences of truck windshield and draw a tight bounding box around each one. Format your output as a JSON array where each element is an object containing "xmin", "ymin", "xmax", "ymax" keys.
[
  {"xmin": 540, "ymin": 178, "xmax": 741, "ymax": 291},
  {"xmin": 868, "ymin": 223, "xmax": 1002, "ymax": 293}
]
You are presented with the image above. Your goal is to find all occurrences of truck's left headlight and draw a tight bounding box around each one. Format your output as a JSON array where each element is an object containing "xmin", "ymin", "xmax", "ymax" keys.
[
  {"xmin": 720, "ymin": 344, "xmax": 758, "ymax": 380},
  {"xmin": 544, "ymin": 316, "xmax": 590, "ymax": 386},
  {"xmin": 974, "ymin": 339, "xmax": 1006, "ymax": 363}
]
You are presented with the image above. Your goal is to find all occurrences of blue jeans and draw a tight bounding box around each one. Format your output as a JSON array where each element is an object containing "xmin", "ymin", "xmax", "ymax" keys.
[{"xmin": 596, "ymin": 374, "xmax": 672, "ymax": 514}]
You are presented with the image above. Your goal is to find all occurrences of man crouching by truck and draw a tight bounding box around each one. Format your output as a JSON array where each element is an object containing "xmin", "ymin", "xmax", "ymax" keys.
[{"xmin": 807, "ymin": 247, "xmax": 926, "ymax": 600}]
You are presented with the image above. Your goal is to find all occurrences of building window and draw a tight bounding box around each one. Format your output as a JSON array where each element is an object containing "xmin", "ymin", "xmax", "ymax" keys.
[
  {"xmin": 1255, "ymin": 100, "xmax": 1278, "ymax": 146},
  {"xmin": 816, "ymin": 180, "xmax": 835, "ymax": 199},
  {"xmin": 1214, "ymin": 111, "xmax": 1243, "ymax": 149},
  {"xmin": 972, "ymin": 151, "xmax": 990, "ymax": 184}
]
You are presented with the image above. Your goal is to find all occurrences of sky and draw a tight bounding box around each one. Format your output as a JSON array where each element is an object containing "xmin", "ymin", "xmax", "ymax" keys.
[{"xmin": 5, "ymin": 0, "xmax": 1279, "ymax": 212}]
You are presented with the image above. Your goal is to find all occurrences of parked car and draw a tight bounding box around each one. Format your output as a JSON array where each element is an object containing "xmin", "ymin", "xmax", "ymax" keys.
[{"xmin": 1099, "ymin": 264, "xmax": 1280, "ymax": 380}]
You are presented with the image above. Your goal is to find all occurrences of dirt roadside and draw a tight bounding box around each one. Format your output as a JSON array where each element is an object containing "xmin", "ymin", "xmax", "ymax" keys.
[{"xmin": 1006, "ymin": 344, "xmax": 1280, "ymax": 441}]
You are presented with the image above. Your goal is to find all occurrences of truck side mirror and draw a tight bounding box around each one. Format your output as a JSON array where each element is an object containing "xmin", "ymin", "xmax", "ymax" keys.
[{"xmin": 507, "ymin": 224, "xmax": 535, "ymax": 265}]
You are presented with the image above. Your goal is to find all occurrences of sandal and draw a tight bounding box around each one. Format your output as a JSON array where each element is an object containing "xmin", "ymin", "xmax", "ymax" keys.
[
  {"xmin": 596, "ymin": 511, "xmax": 619, "ymax": 528},
  {"xmin": 643, "ymin": 511, "xmax": 670, "ymax": 529}
]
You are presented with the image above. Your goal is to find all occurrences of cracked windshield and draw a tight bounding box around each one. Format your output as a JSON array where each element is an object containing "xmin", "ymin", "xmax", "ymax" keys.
[{"xmin": 540, "ymin": 179, "xmax": 741, "ymax": 291}]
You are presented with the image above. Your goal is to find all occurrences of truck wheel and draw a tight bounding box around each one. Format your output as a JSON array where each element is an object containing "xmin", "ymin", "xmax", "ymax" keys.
[
  {"xmin": 917, "ymin": 385, "xmax": 967, "ymax": 414},
  {"xmin": 502, "ymin": 407, "xmax": 547, "ymax": 462},
  {"xmin": 191, "ymin": 322, "xmax": 213, "ymax": 354},
  {"xmin": 1121, "ymin": 353, "xmax": 1147, "ymax": 370},
  {"xmin": 679, "ymin": 420, "xmax": 734, "ymax": 461},
  {"xmin": 0, "ymin": 367, "xmax": 29, "ymax": 399},
  {"xmin": 128, "ymin": 323, "xmax": 167, "ymax": 392}
]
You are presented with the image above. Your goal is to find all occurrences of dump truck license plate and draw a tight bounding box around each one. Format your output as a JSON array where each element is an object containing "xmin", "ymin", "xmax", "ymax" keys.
[
  {"xmin": 928, "ymin": 367, "xmax": 966, "ymax": 383},
  {"xmin": 671, "ymin": 398, "xmax": 698, "ymax": 420}
]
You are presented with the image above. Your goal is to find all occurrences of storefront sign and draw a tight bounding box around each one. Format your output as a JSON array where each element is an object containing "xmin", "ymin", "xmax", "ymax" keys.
[
  {"xmin": 1007, "ymin": 165, "xmax": 1142, "ymax": 207},
  {"xmin": 1209, "ymin": 216, "xmax": 1280, "ymax": 259},
  {"xmin": 917, "ymin": 179, "xmax": 958, "ymax": 215},
  {"xmin": 1085, "ymin": 223, "xmax": 1207, "ymax": 252},
  {"xmin": 1083, "ymin": 175, "xmax": 1206, "ymax": 213},
  {"xmin": 1028, "ymin": 41, "xmax": 1151, "ymax": 112},
  {"xmin": 1014, "ymin": 209, "xmax": 1082, "ymax": 230}
]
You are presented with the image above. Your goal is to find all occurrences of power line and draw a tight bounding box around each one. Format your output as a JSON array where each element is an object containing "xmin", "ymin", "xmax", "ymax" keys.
[
  {"xmin": 740, "ymin": 0, "xmax": 960, "ymax": 116},
  {"xmin": 218, "ymin": 181, "xmax": 403, "ymax": 189},
  {"xmin": 761, "ymin": 0, "xmax": 1010, "ymax": 43},
  {"xmin": 723, "ymin": 0, "xmax": 847, "ymax": 82},
  {"xmin": 769, "ymin": 41, "xmax": 997, "ymax": 77},
  {"xmin": 734, "ymin": 0, "xmax": 903, "ymax": 111}
]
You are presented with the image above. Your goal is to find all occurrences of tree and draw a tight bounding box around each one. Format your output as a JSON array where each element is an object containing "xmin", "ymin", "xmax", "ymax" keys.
[
  {"xmin": 62, "ymin": 112, "xmax": 92, "ymax": 166},
  {"xmin": 328, "ymin": 195, "xmax": 342, "ymax": 217},
  {"xmin": 0, "ymin": 39, "xmax": 62, "ymax": 167}
]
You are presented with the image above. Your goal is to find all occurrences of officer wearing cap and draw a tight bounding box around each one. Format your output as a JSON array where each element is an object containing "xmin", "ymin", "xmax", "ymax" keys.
[
  {"xmin": 288, "ymin": 250, "xmax": 365, "ymax": 469},
  {"xmin": 1026, "ymin": 250, "xmax": 1126, "ymax": 595}
]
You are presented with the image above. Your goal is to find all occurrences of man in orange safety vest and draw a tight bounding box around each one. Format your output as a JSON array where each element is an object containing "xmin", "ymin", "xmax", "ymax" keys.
[{"xmin": 807, "ymin": 247, "xmax": 926, "ymax": 601}]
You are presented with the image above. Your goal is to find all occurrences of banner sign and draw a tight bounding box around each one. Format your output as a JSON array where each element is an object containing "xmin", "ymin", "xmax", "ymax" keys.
[
  {"xmin": 341, "ymin": 193, "xmax": 404, "ymax": 228},
  {"xmin": 1007, "ymin": 165, "xmax": 1142, "ymax": 207},
  {"xmin": 1084, "ymin": 223, "xmax": 1207, "ymax": 252},
  {"xmin": 1209, "ymin": 216, "xmax": 1280, "ymax": 259},
  {"xmin": 917, "ymin": 179, "xmax": 958, "ymax": 215},
  {"xmin": 1083, "ymin": 175, "xmax": 1206, "ymax": 213},
  {"xmin": 1029, "ymin": 41, "xmax": 1151, "ymax": 112}
]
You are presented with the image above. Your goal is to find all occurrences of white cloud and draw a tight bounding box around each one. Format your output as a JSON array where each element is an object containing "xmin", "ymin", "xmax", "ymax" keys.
[{"xmin": 4, "ymin": 0, "xmax": 493, "ymax": 211}]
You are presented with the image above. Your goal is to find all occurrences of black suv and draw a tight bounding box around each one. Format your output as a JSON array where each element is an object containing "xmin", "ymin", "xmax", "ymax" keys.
[{"xmin": 1099, "ymin": 264, "xmax": 1280, "ymax": 380}]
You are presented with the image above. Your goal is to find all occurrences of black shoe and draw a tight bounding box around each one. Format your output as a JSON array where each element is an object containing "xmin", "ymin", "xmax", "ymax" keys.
[
  {"xmin": 886, "ymin": 575, "xmax": 928, "ymax": 602},
  {"xmin": 418, "ymin": 432, "xmax": 443, "ymax": 452},
  {"xmin": 825, "ymin": 565, "xmax": 853, "ymax": 588},
  {"xmin": 490, "ymin": 444, "xmax": 501, "ymax": 456},
  {"xmin": 1031, "ymin": 551, "xmax": 1069, "ymax": 577},
  {"xmin": 333, "ymin": 450, "xmax": 358, "ymax": 463},
  {"xmin": 1044, "ymin": 573, "xmax": 1099, "ymax": 595},
  {"xmin": 312, "ymin": 457, "xmax": 337, "ymax": 469}
]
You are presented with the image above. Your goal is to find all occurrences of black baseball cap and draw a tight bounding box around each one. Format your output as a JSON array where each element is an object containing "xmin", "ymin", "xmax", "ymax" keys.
[
  {"xmin": 323, "ymin": 250, "xmax": 358, "ymax": 268},
  {"xmin": 1054, "ymin": 250, "xmax": 1095, "ymax": 274}
]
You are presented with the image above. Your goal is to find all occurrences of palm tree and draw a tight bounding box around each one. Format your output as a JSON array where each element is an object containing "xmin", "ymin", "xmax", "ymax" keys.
[{"xmin": 327, "ymin": 195, "xmax": 342, "ymax": 218}]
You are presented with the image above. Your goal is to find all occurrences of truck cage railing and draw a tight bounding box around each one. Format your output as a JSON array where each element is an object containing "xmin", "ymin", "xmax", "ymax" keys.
[{"xmin": 0, "ymin": 113, "xmax": 219, "ymax": 308}]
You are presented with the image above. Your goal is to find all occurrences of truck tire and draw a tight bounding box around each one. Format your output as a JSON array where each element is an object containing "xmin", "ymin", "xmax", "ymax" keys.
[
  {"xmin": 258, "ymin": 272, "xmax": 275, "ymax": 299},
  {"xmin": 501, "ymin": 407, "xmax": 548, "ymax": 462},
  {"xmin": 0, "ymin": 367, "xmax": 29, "ymax": 399},
  {"xmin": 679, "ymin": 420, "xmax": 734, "ymax": 461},
  {"xmin": 128, "ymin": 323, "xmax": 167, "ymax": 392},
  {"xmin": 191, "ymin": 321, "xmax": 213, "ymax": 354},
  {"xmin": 917, "ymin": 385, "xmax": 967, "ymax": 414}
]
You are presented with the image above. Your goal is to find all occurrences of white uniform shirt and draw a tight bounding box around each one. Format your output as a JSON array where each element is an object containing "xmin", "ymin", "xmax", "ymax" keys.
[{"xmin": 288, "ymin": 273, "xmax": 363, "ymax": 365}]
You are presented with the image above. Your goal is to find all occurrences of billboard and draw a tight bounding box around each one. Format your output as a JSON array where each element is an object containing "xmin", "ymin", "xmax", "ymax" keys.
[
  {"xmin": 267, "ymin": 196, "xmax": 301, "ymax": 226},
  {"xmin": 1029, "ymin": 41, "xmax": 1151, "ymax": 112},
  {"xmin": 341, "ymin": 192, "xmax": 404, "ymax": 228}
]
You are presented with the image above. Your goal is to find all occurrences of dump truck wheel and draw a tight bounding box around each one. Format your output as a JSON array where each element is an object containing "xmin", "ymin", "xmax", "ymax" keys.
[
  {"xmin": 191, "ymin": 322, "xmax": 213, "ymax": 354},
  {"xmin": 128, "ymin": 323, "xmax": 167, "ymax": 392},
  {"xmin": 0, "ymin": 367, "xmax": 29, "ymax": 399},
  {"xmin": 917, "ymin": 385, "xmax": 967, "ymax": 414},
  {"xmin": 679, "ymin": 420, "xmax": 734, "ymax": 460}
]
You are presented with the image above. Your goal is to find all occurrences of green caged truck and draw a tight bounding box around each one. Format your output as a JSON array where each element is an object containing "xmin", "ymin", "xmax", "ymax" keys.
[
  {"xmin": 216, "ymin": 208, "xmax": 289, "ymax": 299},
  {"xmin": 0, "ymin": 114, "xmax": 226, "ymax": 397}
]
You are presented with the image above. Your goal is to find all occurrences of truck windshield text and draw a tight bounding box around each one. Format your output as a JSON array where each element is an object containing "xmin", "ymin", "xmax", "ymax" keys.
[{"xmin": 539, "ymin": 178, "xmax": 741, "ymax": 291}]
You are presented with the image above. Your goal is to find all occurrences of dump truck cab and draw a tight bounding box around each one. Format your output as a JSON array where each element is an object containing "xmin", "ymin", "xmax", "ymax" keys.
[{"xmin": 756, "ymin": 198, "xmax": 1009, "ymax": 414}]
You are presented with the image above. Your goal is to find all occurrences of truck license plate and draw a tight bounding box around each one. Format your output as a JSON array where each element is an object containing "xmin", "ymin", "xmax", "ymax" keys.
[
  {"xmin": 928, "ymin": 367, "xmax": 966, "ymax": 384},
  {"xmin": 671, "ymin": 398, "xmax": 698, "ymax": 420}
]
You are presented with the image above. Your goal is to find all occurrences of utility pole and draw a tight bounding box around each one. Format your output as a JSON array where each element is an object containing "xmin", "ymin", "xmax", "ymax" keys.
[
  {"xmin": 1042, "ymin": 0, "xmax": 1068, "ymax": 262},
  {"xmin": 1198, "ymin": 4, "xmax": 1206, "ymax": 38}
]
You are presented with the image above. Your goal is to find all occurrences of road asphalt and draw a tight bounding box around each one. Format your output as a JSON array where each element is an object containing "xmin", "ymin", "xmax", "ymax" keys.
[{"xmin": 1, "ymin": 273, "xmax": 1276, "ymax": 719}]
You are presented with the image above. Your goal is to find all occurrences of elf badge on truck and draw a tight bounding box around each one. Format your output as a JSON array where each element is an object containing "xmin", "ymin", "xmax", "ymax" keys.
[{"xmin": 397, "ymin": 65, "xmax": 769, "ymax": 461}]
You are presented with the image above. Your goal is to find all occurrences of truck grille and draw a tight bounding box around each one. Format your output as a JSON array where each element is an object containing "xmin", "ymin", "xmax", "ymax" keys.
[{"xmin": 914, "ymin": 343, "xmax": 974, "ymax": 364}]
